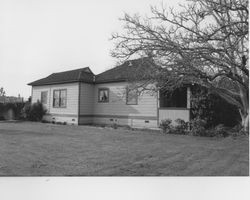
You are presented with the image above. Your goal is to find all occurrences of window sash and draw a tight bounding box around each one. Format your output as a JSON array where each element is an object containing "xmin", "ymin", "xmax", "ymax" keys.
[
  {"xmin": 41, "ymin": 91, "xmax": 48, "ymax": 104},
  {"xmin": 126, "ymin": 88, "xmax": 138, "ymax": 105},
  {"xmin": 98, "ymin": 88, "xmax": 109, "ymax": 102},
  {"xmin": 53, "ymin": 89, "xmax": 67, "ymax": 108}
]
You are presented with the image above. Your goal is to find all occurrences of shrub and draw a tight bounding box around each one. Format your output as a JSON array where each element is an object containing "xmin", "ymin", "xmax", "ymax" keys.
[
  {"xmin": 191, "ymin": 86, "xmax": 240, "ymax": 128},
  {"xmin": 0, "ymin": 102, "xmax": 25, "ymax": 120},
  {"xmin": 203, "ymin": 124, "xmax": 228, "ymax": 137},
  {"xmin": 230, "ymin": 124, "xmax": 249, "ymax": 137},
  {"xmin": 173, "ymin": 119, "xmax": 189, "ymax": 135},
  {"xmin": 213, "ymin": 124, "xmax": 229, "ymax": 137},
  {"xmin": 112, "ymin": 123, "xmax": 118, "ymax": 129},
  {"xmin": 190, "ymin": 117, "xmax": 207, "ymax": 136},
  {"xmin": 41, "ymin": 119, "xmax": 50, "ymax": 123},
  {"xmin": 160, "ymin": 117, "xmax": 231, "ymax": 138},
  {"xmin": 231, "ymin": 124, "xmax": 243, "ymax": 132},
  {"xmin": 23, "ymin": 102, "xmax": 31, "ymax": 119},
  {"xmin": 24, "ymin": 101, "xmax": 46, "ymax": 121},
  {"xmin": 160, "ymin": 119, "xmax": 172, "ymax": 133}
]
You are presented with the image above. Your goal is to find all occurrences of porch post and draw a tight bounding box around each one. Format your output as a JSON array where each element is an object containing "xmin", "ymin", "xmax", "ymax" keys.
[
  {"xmin": 187, "ymin": 87, "xmax": 191, "ymax": 130},
  {"xmin": 157, "ymin": 90, "xmax": 160, "ymax": 126}
]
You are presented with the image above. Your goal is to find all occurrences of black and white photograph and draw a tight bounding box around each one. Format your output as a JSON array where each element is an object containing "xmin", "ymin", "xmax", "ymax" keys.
[{"xmin": 0, "ymin": 0, "xmax": 249, "ymax": 199}]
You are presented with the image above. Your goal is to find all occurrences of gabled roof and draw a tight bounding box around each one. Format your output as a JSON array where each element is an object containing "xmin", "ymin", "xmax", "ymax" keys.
[
  {"xmin": 28, "ymin": 67, "xmax": 94, "ymax": 86},
  {"xmin": 95, "ymin": 57, "xmax": 159, "ymax": 83}
]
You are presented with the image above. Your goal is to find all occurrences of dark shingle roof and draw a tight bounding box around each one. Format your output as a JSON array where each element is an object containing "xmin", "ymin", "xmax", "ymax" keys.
[
  {"xmin": 28, "ymin": 58, "xmax": 159, "ymax": 86},
  {"xmin": 95, "ymin": 57, "xmax": 159, "ymax": 83},
  {"xmin": 28, "ymin": 67, "xmax": 94, "ymax": 86}
]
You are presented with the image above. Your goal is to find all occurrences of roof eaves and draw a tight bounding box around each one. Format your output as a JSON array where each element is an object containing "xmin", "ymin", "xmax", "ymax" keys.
[
  {"xmin": 94, "ymin": 78, "xmax": 127, "ymax": 84},
  {"xmin": 28, "ymin": 80, "xmax": 79, "ymax": 86},
  {"xmin": 28, "ymin": 79, "xmax": 96, "ymax": 86}
]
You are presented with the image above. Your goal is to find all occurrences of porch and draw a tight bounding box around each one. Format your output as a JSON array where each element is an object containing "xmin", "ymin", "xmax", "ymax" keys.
[{"xmin": 158, "ymin": 87, "xmax": 191, "ymax": 125}]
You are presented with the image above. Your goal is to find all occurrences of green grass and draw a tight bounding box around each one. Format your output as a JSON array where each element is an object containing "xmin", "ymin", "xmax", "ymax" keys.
[{"xmin": 0, "ymin": 121, "xmax": 248, "ymax": 176}]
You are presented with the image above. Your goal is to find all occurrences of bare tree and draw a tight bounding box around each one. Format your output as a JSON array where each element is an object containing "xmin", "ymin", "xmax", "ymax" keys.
[{"xmin": 111, "ymin": 0, "xmax": 249, "ymax": 130}]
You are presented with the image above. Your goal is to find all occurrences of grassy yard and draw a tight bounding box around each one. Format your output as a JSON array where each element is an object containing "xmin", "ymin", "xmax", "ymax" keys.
[{"xmin": 0, "ymin": 121, "xmax": 248, "ymax": 176}]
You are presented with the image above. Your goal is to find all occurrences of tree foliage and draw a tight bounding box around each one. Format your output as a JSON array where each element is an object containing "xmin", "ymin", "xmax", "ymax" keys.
[
  {"xmin": 0, "ymin": 87, "xmax": 6, "ymax": 96},
  {"xmin": 24, "ymin": 101, "xmax": 47, "ymax": 121},
  {"xmin": 111, "ymin": 0, "xmax": 249, "ymax": 130},
  {"xmin": 0, "ymin": 102, "xmax": 25, "ymax": 120},
  {"xmin": 190, "ymin": 85, "xmax": 240, "ymax": 127}
]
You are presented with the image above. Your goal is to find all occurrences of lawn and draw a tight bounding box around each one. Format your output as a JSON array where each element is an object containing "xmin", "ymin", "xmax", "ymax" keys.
[{"xmin": 0, "ymin": 122, "xmax": 248, "ymax": 176}]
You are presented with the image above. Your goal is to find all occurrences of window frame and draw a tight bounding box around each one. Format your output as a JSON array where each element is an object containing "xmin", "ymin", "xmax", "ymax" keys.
[
  {"xmin": 41, "ymin": 91, "xmax": 48, "ymax": 104},
  {"xmin": 53, "ymin": 89, "xmax": 67, "ymax": 108},
  {"xmin": 98, "ymin": 88, "xmax": 109, "ymax": 103},
  {"xmin": 126, "ymin": 87, "xmax": 138, "ymax": 105}
]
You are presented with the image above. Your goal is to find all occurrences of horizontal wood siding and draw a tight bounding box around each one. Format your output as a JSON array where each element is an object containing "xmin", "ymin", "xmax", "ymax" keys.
[
  {"xmin": 32, "ymin": 83, "xmax": 79, "ymax": 116},
  {"xmin": 31, "ymin": 86, "xmax": 51, "ymax": 111},
  {"xmin": 93, "ymin": 82, "xmax": 157, "ymax": 118},
  {"xmin": 79, "ymin": 83, "xmax": 94, "ymax": 124},
  {"xmin": 32, "ymin": 81, "xmax": 190, "ymax": 128},
  {"xmin": 79, "ymin": 83, "xmax": 94, "ymax": 115},
  {"xmin": 159, "ymin": 109, "xmax": 190, "ymax": 125}
]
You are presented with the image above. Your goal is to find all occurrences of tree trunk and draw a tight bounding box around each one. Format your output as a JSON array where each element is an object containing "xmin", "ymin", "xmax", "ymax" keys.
[
  {"xmin": 238, "ymin": 83, "xmax": 249, "ymax": 133},
  {"xmin": 239, "ymin": 109, "xmax": 249, "ymax": 133},
  {"xmin": 242, "ymin": 114, "xmax": 249, "ymax": 132}
]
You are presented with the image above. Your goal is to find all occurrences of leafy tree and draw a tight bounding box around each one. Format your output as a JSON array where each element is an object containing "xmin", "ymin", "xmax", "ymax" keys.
[
  {"xmin": 0, "ymin": 87, "xmax": 6, "ymax": 96},
  {"xmin": 190, "ymin": 86, "xmax": 241, "ymax": 127},
  {"xmin": 111, "ymin": 0, "xmax": 249, "ymax": 131}
]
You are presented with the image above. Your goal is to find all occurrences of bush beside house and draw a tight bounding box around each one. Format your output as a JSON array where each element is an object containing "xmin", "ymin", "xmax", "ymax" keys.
[
  {"xmin": 160, "ymin": 118, "xmax": 231, "ymax": 138},
  {"xmin": 190, "ymin": 86, "xmax": 241, "ymax": 128},
  {"xmin": 23, "ymin": 101, "xmax": 47, "ymax": 121}
]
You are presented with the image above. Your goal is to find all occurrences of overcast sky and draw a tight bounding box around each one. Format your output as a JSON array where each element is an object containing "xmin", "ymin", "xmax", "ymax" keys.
[{"xmin": 0, "ymin": 0, "xmax": 181, "ymax": 98}]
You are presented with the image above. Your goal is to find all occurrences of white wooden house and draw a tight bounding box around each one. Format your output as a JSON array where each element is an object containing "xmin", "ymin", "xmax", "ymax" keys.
[{"xmin": 28, "ymin": 58, "xmax": 190, "ymax": 128}]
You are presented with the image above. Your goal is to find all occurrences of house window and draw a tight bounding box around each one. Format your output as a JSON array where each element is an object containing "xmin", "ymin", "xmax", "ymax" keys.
[
  {"xmin": 160, "ymin": 87, "xmax": 187, "ymax": 108},
  {"xmin": 126, "ymin": 88, "xmax": 138, "ymax": 105},
  {"xmin": 53, "ymin": 89, "xmax": 67, "ymax": 108},
  {"xmin": 41, "ymin": 91, "xmax": 48, "ymax": 104},
  {"xmin": 98, "ymin": 88, "xmax": 109, "ymax": 102}
]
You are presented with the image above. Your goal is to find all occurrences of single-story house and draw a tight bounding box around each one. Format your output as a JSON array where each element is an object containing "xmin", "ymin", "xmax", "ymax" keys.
[{"xmin": 28, "ymin": 58, "xmax": 191, "ymax": 128}]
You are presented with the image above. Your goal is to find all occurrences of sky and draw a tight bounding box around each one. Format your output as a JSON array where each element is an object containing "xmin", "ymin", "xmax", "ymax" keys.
[{"xmin": 0, "ymin": 0, "xmax": 181, "ymax": 99}]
